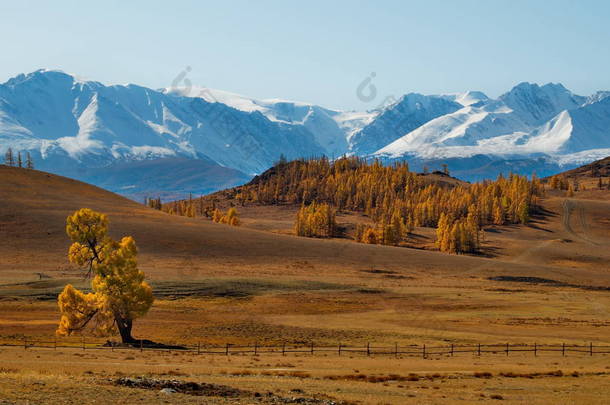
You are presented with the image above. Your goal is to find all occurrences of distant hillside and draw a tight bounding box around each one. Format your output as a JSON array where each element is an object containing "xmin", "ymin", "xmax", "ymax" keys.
[
  {"xmin": 162, "ymin": 157, "xmax": 539, "ymax": 254},
  {"xmin": 1, "ymin": 164, "xmax": 501, "ymax": 282},
  {"xmin": 559, "ymin": 156, "xmax": 610, "ymax": 178},
  {"xmin": 71, "ymin": 157, "xmax": 251, "ymax": 201}
]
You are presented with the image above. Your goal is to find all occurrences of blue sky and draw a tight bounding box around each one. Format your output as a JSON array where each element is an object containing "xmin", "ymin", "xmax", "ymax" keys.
[{"xmin": 1, "ymin": 0, "xmax": 609, "ymax": 110}]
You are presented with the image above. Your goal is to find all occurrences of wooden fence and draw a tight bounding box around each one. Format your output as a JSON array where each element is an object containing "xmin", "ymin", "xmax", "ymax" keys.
[{"xmin": 2, "ymin": 339, "xmax": 610, "ymax": 358}]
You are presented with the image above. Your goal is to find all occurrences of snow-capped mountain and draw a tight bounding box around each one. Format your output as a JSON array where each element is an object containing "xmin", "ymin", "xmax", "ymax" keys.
[
  {"xmin": 0, "ymin": 70, "xmax": 358, "ymax": 198},
  {"xmin": 164, "ymin": 86, "xmax": 374, "ymax": 158},
  {"xmin": 0, "ymin": 69, "xmax": 339, "ymax": 175},
  {"xmin": 1, "ymin": 70, "xmax": 609, "ymax": 197},
  {"xmin": 374, "ymin": 83, "xmax": 610, "ymax": 175},
  {"xmin": 349, "ymin": 93, "xmax": 464, "ymax": 155}
]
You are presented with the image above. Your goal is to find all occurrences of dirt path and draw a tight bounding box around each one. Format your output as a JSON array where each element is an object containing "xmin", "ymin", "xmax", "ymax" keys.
[{"xmin": 562, "ymin": 199, "xmax": 599, "ymax": 246}]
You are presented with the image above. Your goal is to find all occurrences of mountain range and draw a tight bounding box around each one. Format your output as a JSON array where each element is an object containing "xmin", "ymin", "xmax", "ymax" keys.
[{"xmin": 1, "ymin": 69, "xmax": 609, "ymax": 199}]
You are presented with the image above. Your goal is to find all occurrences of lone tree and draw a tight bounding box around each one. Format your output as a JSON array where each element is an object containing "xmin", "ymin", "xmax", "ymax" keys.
[{"xmin": 56, "ymin": 208, "xmax": 154, "ymax": 343}]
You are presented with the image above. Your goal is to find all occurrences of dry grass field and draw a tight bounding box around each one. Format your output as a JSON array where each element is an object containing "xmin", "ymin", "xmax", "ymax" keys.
[
  {"xmin": 2, "ymin": 345, "xmax": 610, "ymax": 404},
  {"xmin": 1, "ymin": 164, "xmax": 610, "ymax": 403}
]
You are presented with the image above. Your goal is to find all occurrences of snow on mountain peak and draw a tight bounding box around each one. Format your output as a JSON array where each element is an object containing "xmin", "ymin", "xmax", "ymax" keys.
[
  {"xmin": 437, "ymin": 90, "xmax": 489, "ymax": 106},
  {"xmin": 498, "ymin": 81, "xmax": 585, "ymax": 125},
  {"xmin": 2, "ymin": 70, "xmax": 610, "ymax": 192},
  {"xmin": 585, "ymin": 91, "xmax": 610, "ymax": 105}
]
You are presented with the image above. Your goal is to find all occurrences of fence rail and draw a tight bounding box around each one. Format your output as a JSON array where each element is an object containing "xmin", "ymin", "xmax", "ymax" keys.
[{"xmin": 2, "ymin": 338, "xmax": 610, "ymax": 358}]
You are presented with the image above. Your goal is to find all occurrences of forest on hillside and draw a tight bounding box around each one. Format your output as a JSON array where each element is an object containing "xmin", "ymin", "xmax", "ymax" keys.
[{"xmin": 157, "ymin": 157, "xmax": 543, "ymax": 254}]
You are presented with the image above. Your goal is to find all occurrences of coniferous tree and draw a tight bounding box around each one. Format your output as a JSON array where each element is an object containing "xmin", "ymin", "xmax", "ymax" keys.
[
  {"xmin": 4, "ymin": 148, "xmax": 14, "ymax": 166},
  {"xmin": 361, "ymin": 227, "xmax": 379, "ymax": 244},
  {"xmin": 26, "ymin": 152, "xmax": 34, "ymax": 169},
  {"xmin": 295, "ymin": 202, "xmax": 336, "ymax": 238},
  {"xmin": 221, "ymin": 207, "xmax": 240, "ymax": 226},
  {"xmin": 212, "ymin": 208, "xmax": 223, "ymax": 223},
  {"xmin": 57, "ymin": 209, "xmax": 153, "ymax": 343}
]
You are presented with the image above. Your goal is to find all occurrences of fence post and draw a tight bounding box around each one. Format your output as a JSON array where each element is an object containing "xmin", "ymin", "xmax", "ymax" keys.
[
  {"xmin": 338, "ymin": 343, "xmax": 342, "ymax": 356},
  {"xmin": 395, "ymin": 343, "xmax": 398, "ymax": 358},
  {"xmin": 422, "ymin": 344, "xmax": 426, "ymax": 359},
  {"xmin": 590, "ymin": 342, "xmax": 593, "ymax": 356},
  {"xmin": 506, "ymin": 343, "xmax": 509, "ymax": 356},
  {"xmin": 562, "ymin": 342, "xmax": 565, "ymax": 357},
  {"xmin": 367, "ymin": 342, "xmax": 370, "ymax": 357},
  {"xmin": 225, "ymin": 343, "xmax": 229, "ymax": 356},
  {"xmin": 282, "ymin": 342, "xmax": 286, "ymax": 356},
  {"xmin": 254, "ymin": 342, "xmax": 257, "ymax": 356},
  {"xmin": 450, "ymin": 343, "xmax": 454, "ymax": 357},
  {"xmin": 311, "ymin": 342, "xmax": 314, "ymax": 355},
  {"xmin": 197, "ymin": 341, "xmax": 200, "ymax": 355},
  {"xmin": 534, "ymin": 342, "xmax": 537, "ymax": 357},
  {"xmin": 477, "ymin": 343, "xmax": 481, "ymax": 356}
]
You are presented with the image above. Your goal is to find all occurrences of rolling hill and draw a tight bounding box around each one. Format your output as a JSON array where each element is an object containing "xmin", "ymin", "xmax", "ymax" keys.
[
  {"xmin": 2, "ymin": 163, "xmax": 610, "ymax": 292},
  {"xmin": 3, "ymin": 162, "xmax": 610, "ymax": 404}
]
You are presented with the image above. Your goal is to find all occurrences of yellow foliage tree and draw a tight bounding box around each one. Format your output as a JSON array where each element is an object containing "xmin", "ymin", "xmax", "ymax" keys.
[
  {"xmin": 57, "ymin": 209, "xmax": 154, "ymax": 344},
  {"xmin": 361, "ymin": 226, "xmax": 379, "ymax": 244},
  {"xmin": 211, "ymin": 207, "xmax": 240, "ymax": 226},
  {"xmin": 294, "ymin": 202, "xmax": 336, "ymax": 237},
  {"xmin": 212, "ymin": 208, "xmax": 223, "ymax": 223},
  {"xmin": 435, "ymin": 210, "xmax": 480, "ymax": 254},
  {"xmin": 220, "ymin": 207, "xmax": 240, "ymax": 226}
]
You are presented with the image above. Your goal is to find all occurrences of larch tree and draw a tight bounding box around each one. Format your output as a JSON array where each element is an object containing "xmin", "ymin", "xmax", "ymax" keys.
[
  {"xmin": 4, "ymin": 148, "xmax": 14, "ymax": 166},
  {"xmin": 221, "ymin": 207, "xmax": 240, "ymax": 226},
  {"xmin": 56, "ymin": 209, "xmax": 154, "ymax": 344},
  {"xmin": 294, "ymin": 203, "xmax": 336, "ymax": 237},
  {"xmin": 212, "ymin": 208, "xmax": 223, "ymax": 223},
  {"xmin": 26, "ymin": 152, "xmax": 34, "ymax": 169},
  {"xmin": 361, "ymin": 227, "xmax": 379, "ymax": 244}
]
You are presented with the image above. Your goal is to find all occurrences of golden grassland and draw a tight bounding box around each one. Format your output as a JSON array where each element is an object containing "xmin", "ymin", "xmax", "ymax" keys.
[
  {"xmin": 1, "ymin": 165, "xmax": 610, "ymax": 403},
  {"xmin": 2, "ymin": 346, "xmax": 610, "ymax": 404}
]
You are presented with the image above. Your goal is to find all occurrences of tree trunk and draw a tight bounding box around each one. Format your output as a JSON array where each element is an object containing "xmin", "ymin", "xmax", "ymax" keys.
[{"xmin": 116, "ymin": 316, "xmax": 135, "ymax": 344}]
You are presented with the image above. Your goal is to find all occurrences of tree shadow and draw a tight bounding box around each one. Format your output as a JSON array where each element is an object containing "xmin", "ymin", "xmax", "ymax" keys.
[{"xmin": 477, "ymin": 245, "xmax": 503, "ymax": 258}]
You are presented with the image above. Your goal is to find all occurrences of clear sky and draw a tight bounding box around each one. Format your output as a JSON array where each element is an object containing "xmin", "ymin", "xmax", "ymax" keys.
[{"xmin": 2, "ymin": 0, "xmax": 610, "ymax": 110}]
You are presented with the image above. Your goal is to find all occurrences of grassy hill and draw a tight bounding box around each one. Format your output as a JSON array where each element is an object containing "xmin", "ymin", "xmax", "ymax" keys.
[
  {"xmin": 561, "ymin": 156, "xmax": 610, "ymax": 179},
  {"xmin": 2, "ymin": 162, "xmax": 610, "ymax": 404},
  {"xmin": 3, "ymin": 162, "xmax": 610, "ymax": 285},
  {"xmin": 0, "ymin": 164, "xmax": 504, "ymax": 283}
]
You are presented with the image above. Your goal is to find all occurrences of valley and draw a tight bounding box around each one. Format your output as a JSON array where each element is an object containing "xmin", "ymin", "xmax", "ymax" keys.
[{"xmin": 1, "ymin": 162, "xmax": 610, "ymax": 403}]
